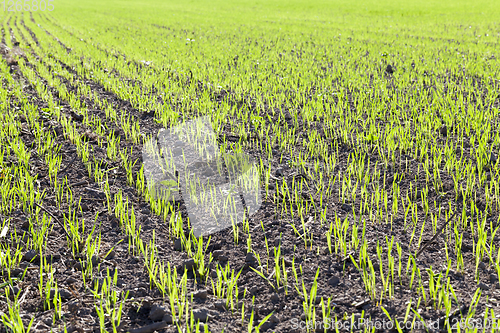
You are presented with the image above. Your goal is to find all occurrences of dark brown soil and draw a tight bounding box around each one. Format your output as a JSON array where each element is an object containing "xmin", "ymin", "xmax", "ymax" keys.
[{"xmin": 1, "ymin": 12, "xmax": 499, "ymax": 333}]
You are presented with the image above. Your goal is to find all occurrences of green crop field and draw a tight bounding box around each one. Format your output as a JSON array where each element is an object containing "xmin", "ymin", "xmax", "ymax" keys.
[{"xmin": 1, "ymin": 0, "xmax": 500, "ymax": 332}]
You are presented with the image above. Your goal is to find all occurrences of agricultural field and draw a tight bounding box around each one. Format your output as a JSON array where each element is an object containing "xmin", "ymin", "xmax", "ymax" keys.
[{"xmin": 1, "ymin": 0, "xmax": 500, "ymax": 332}]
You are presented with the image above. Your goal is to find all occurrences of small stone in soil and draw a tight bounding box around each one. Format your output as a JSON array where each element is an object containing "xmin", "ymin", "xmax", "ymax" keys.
[
  {"xmin": 68, "ymin": 300, "xmax": 80, "ymax": 314},
  {"xmin": 22, "ymin": 250, "xmax": 38, "ymax": 262},
  {"xmin": 245, "ymin": 252, "xmax": 257, "ymax": 263},
  {"xmin": 212, "ymin": 249, "xmax": 224, "ymax": 258},
  {"xmin": 214, "ymin": 301, "xmax": 226, "ymax": 311},
  {"xmin": 70, "ymin": 111, "xmax": 83, "ymax": 122},
  {"xmin": 179, "ymin": 258, "xmax": 195, "ymax": 271},
  {"xmin": 269, "ymin": 314, "xmax": 280, "ymax": 323},
  {"xmin": 74, "ymin": 261, "xmax": 84, "ymax": 271},
  {"xmin": 174, "ymin": 238, "xmax": 183, "ymax": 251},
  {"xmin": 149, "ymin": 304, "xmax": 168, "ymax": 321},
  {"xmin": 192, "ymin": 308, "xmax": 209, "ymax": 322},
  {"xmin": 328, "ymin": 276, "xmax": 340, "ymax": 287},
  {"xmin": 250, "ymin": 286, "xmax": 259, "ymax": 295},
  {"xmin": 21, "ymin": 219, "xmax": 30, "ymax": 230},
  {"xmin": 478, "ymin": 282, "xmax": 490, "ymax": 290},
  {"xmin": 341, "ymin": 203, "xmax": 351, "ymax": 212},
  {"xmin": 8, "ymin": 286, "xmax": 20, "ymax": 299},
  {"xmin": 193, "ymin": 289, "xmax": 208, "ymax": 299},
  {"xmin": 162, "ymin": 313, "xmax": 173, "ymax": 324},
  {"xmin": 104, "ymin": 249, "xmax": 115, "ymax": 259},
  {"xmin": 59, "ymin": 288, "xmax": 72, "ymax": 300}
]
